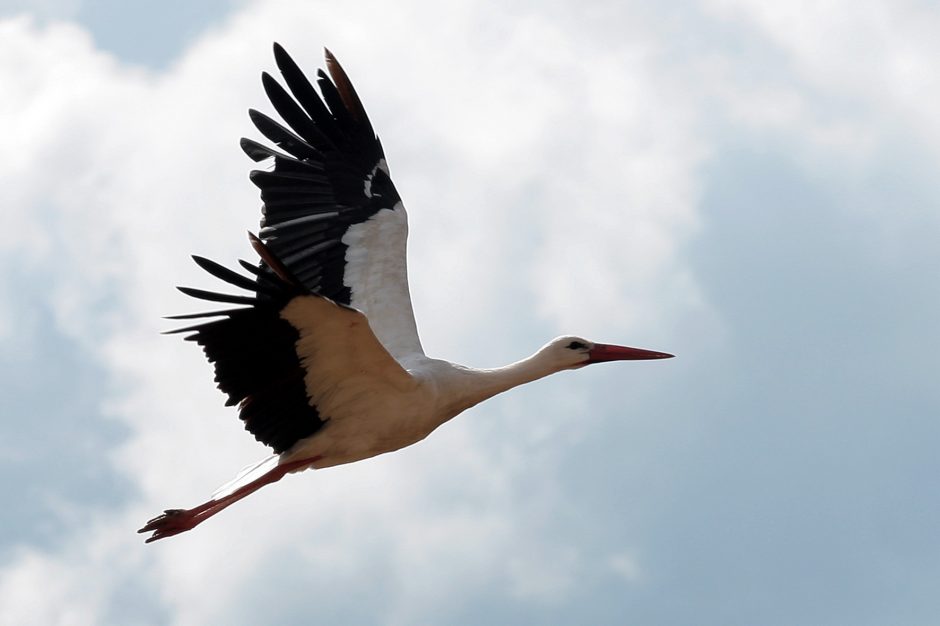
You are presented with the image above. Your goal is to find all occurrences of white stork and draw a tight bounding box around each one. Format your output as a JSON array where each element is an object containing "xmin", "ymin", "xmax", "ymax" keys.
[{"xmin": 139, "ymin": 44, "xmax": 673, "ymax": 543}]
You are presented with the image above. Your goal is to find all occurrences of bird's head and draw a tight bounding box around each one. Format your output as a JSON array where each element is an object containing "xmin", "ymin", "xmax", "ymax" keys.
[{"xmin": 542, "ymin": 335, "xmax": 674, "ymax": 370}]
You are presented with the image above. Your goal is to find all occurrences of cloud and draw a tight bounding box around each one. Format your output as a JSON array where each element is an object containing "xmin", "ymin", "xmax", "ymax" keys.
[
  {"xmin": 5, "ymin": 1, "xmax": 939, "ymax": 624},
  {"xmin": 701, "ymin": 0, "xmax": 940, "ymax": 162},
  {"xmin": 0, "ymin": 3, "xmax": 705, "ymax": 624}
]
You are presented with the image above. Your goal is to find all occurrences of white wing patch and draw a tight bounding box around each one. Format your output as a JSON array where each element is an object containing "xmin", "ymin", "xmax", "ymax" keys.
[
  {"xmin": 362, "ymin": 158, "xmax": 389, "ymax": 198},
  {"xmin": 341, "ymin": 201, "xmax": 424, "ymax": 360}
]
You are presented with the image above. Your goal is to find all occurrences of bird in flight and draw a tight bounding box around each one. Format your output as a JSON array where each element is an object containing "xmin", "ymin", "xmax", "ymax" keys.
[{"xmin": 139, "ymin": 44, "xmax": 673, "ymax": 543}]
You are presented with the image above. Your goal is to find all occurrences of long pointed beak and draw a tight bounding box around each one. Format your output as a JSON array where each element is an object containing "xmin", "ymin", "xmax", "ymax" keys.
[{"xmin": 587, "ymin": 343, "xmax": 674, "ymax": 364}]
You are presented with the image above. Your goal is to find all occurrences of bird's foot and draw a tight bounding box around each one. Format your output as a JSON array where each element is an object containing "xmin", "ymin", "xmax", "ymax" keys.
[
  {"xmin": 137, "ymin": 457, "xmax": 319, "ymax": 544},
  {"xmin": 138, "ymin": 508, "xmax": 200, "ymax": 543}
]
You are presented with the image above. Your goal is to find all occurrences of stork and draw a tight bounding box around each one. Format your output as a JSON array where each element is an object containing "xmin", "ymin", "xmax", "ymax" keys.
[{"xmin": 139, "ymin": 44, "xmax": 673, "ymax": 543}]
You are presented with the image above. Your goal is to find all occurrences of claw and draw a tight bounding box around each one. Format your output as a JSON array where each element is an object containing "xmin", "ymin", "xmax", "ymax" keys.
[
  {"xmin": 140, "ymin": 509, "xmax": 186, "ymax": 531},
  {"xmin": 138, "ymin": 508, "xmax": 198, "ymax": 541},
  {"xmin": 139, "ymin": 456, "xmax": 321, "ymax": 543}
]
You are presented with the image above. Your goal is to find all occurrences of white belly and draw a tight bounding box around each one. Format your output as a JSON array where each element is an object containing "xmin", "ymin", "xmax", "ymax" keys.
[{"xmin": 280, "ymin": 380, "xmax": 444, "ymax": 469}]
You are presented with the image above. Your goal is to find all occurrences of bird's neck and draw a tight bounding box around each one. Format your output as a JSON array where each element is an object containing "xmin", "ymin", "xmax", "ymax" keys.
[{"xmin": 446, "ymin": 351, "xmax": 562, "ymax": 415}]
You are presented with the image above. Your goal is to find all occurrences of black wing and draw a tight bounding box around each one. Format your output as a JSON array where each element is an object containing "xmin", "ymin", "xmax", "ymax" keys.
[
  {"xmin": 244, "ymin": 44, "xmax": 423, "ymax": 360},
  {"xmin": 168, "ymin": 238, "xmax": 325, "ymax": 454}
]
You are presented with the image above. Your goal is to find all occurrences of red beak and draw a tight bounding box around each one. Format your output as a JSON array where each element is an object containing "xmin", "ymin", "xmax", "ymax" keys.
[{"xmin": 586, "ymin": 343, "xmax": 674, "ymax": 364}]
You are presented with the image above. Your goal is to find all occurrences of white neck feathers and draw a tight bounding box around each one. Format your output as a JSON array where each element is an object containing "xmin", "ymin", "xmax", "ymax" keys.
[{"xmin": 440, "ymin": 349, "xmax": 568, "ymax": 417}]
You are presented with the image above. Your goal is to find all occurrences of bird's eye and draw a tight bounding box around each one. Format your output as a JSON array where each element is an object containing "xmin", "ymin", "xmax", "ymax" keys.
[{"xmin": 566, "ymin": 341, "xmax": 588, "ymax": 350}]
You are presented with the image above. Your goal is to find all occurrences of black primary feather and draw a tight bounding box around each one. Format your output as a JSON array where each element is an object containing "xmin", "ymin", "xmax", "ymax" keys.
[
  {"xmin": 242, "ymin": 43, "xmax": 399, "ymax": 305},
  {"xmin": 171, "ymin": 243, "xmax": 326, "ymax": 454}
]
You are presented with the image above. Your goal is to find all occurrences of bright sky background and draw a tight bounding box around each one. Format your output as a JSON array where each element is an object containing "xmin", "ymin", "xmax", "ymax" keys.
[{"xmin": 1, "ymin": 1, "xmax": 938, "ymax": 624}]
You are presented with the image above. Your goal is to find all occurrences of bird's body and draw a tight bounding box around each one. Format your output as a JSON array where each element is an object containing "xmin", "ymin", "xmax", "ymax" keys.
[
  {"xmin": 282, "ymin": 341, "xmax": 604, "ymax": 471},
  {"xmin": 139, "ymin": 44, "xmax": 672, "ymax": 542}
]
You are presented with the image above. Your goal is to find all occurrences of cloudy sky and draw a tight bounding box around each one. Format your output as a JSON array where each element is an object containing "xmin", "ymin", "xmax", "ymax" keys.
[{"xmin": 1, "ymin": 1, "xmax": 938, "ymax": 624}]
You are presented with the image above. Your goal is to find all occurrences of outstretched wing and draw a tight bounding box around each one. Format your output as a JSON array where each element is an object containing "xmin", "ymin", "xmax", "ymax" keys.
[
  {"xmin": 168, "ymin": 236, "xmax": 415, "ymax": 455},
  {"xmin": 243, "ymin": 44, "xmax": 423, "ymax": 361}
]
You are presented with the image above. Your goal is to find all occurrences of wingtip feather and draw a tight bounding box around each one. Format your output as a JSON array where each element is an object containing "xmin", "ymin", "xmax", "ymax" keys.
[
  {"xmin": 248, "ymin": 231, "xmax": 301, "ymax": 288},
  {"xmin": 323, "ymin": 49, "xmax": 368, "ymax": 125},
  {"xmin": 273, "ymin": 42, "xmax": 291, "ymax": 68}
]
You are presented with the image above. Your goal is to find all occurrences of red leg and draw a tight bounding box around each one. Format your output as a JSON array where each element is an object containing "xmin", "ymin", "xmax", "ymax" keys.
[{"xmin": 138, "ymin": 457, "xmax": 319, "ymax": 543}]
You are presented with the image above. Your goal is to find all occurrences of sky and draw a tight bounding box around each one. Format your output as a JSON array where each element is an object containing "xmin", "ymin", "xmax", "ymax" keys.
[{"xmin": 1, "ymin": 1, "xmax": 938, "ymax": 624}]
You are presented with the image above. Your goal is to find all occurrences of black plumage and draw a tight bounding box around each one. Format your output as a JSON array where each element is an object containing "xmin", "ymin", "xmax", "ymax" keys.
[
  {"xmin": 245, "ymin": 43, "xmax": 400, "ymax": 306},
  {"xmin": 168, "ymin": 245, "xmax": 325, "ymax": 454}
]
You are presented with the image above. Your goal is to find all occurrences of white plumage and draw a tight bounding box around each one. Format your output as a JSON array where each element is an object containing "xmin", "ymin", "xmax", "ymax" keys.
[{"xmin": 341, "ymin": 203, "xmax": 423, "ymax": 359}]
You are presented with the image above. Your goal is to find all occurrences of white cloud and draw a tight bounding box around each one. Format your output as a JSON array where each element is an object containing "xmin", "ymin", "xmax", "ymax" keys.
[
  {"xmin": 702, "ymin": 0, "xmax": 940, "ymax": 161},
  {"xmin": 0, "ymin": 0, "xmax": 81, "ymax": 21},
  {"xmin": 0, "ymin": 3, "xmax": 707, "ymax": 623},
  {"xmin": 507, "ymin": 545, "xmax": 581, "ymax": 601},
  {"xmin": 608, "ymin": 551, "xmax": 642, "ymax": 583},
  {"xmin": 4, "ymin": 0, "xmax": 940, "ymax": 622}
]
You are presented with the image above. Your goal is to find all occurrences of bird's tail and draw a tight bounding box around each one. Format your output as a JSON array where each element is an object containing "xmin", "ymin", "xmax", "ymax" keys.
[{"xmin": 211, "ymin": 454, "xmax": 280, "ymax": 500}]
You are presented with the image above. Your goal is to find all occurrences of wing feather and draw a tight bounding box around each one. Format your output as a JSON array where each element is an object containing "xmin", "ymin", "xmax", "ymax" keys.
[
  {"xmin": 170, "ymin": 247, "xmax": 327, "ymax": 453},
  {"xmin": 280, "ymin": 296, "xmax": 418, "ymax": 420},
  {"xmin": 243, "ymin": 44, "xmax": 424, "ymax": 360}
]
